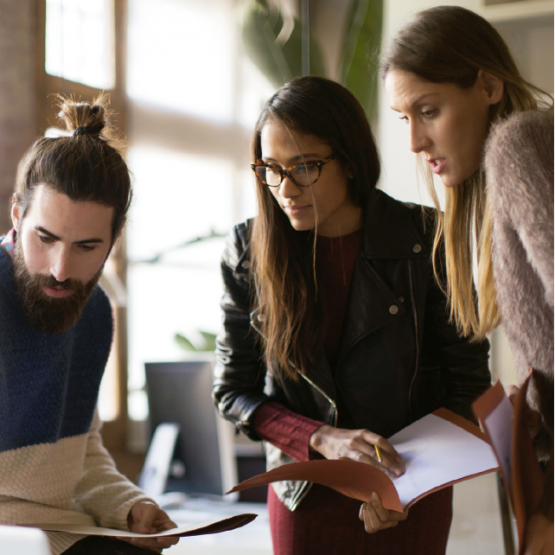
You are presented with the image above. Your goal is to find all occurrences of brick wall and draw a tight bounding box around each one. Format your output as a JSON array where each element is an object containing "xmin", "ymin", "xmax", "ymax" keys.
[{"xmin": 0, "ymin": 0, "xmax": 37, "ymax": 235}]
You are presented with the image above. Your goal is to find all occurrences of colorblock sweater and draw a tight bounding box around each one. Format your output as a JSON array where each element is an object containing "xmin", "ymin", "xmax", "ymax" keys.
[{"xmin": 0, "ymin": 245, "xmax": 151, "ymax": 554}]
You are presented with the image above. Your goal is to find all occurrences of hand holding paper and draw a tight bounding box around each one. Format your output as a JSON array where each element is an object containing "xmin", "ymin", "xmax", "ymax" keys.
[
  {"xmin": 120, "ymin": 501, "xmax": 179, "ymax": 552},
  {"xmin": 309, "ymin": 425, "xmax": 405, "ymax": 478},
  {"xmin": 359, "ymin": 492, "xmax": 409, "ymax": 534},
  {"xmin": 228, "ymin": 409, "xmax": 499, "ymax": 512}
]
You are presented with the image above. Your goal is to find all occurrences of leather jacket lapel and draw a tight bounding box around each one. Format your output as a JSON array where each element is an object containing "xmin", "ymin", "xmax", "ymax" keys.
[{"xmin": 337, "ymin": 255, "xmax": 407, "ymax": 362}]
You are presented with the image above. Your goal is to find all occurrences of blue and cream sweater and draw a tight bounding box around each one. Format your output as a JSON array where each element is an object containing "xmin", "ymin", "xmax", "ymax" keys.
[{"xmin": 0, "ymin": 244, "xmax": 150, "ymax": 555}]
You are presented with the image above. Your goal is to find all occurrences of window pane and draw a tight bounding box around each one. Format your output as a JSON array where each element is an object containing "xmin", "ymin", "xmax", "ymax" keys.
[
  {"xmin": 126, "ymin": 146, "xmax": 234, "ymax": 420},
  {"xmin": 127, "ymin": 0, "xmax": 234, "ymax": 122},
  {"xmin": 45, "ymin": 0, "xmax": 115, "ymax": 89}
]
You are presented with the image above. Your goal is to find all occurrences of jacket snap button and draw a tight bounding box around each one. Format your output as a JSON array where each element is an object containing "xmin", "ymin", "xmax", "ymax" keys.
[
  {"xmin": 413, "ymin": 244, "xmax": 422, "ymax": 253},
  {"xmin": 242, "ymin": 260, "xmax": 251, "ymax": 269},
  {"xmin": 389, "ymin": 305, "xmax": 399, "ymax": 315}
]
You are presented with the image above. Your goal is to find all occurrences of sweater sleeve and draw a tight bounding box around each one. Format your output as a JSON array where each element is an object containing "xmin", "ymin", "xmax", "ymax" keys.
[
  {"xmin": 72, "ymin": 411, "xmax": 154, "ymax": 530},
  {"xmin": 486, "ymin": 110, "xmax": 554, "ymax": 309},
  {"xmin": 486, "ymin": 110, "xmax": 554, "ymax": 522},
  {"xmin": 253, "ymin": 401, "xmax": 324, "ymax": 462}
]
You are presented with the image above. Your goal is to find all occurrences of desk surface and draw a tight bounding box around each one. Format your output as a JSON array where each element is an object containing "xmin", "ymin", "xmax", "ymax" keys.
[{"xmin": 164, "ymin": 497, "xmax": 272, "ymax": 555}]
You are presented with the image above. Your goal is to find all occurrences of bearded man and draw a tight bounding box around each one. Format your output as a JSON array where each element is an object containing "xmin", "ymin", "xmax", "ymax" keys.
[{"xmin": 0, "ymin": 97, "xmax": 178, "ymax": 555}]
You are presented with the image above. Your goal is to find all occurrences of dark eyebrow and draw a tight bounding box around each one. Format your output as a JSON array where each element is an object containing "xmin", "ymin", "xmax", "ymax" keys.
[
  {"xmin": 35, "ymin": 226, "xmax": 104, "ymax": 245},
  {"xmin": 264, "ymin": 153, "xmax": 326, "ymax": 165}
]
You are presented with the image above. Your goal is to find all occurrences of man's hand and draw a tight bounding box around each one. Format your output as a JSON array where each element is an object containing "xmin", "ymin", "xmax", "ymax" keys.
[
  {"xmin": 309, "ymin": 425, "xmax": 405, "ymax": 478},
  {"xmin": 523, "ymin": 512, "xmax": 554, "ymax": 555},
  {"xmin": 121, "ymin": 501, "xmax": 179, "ymax": 553},
  {"xmin": 358, "ymin": 492, "xmax": 409, "ymax": 533}
]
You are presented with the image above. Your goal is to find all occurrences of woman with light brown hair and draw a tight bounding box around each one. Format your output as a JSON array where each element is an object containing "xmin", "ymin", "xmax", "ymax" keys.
[
  {"xmin": 381, "ymin": 6, "xmax": 553, "ymax": 554},
  {"xmin": 213, "ymin": 75, "xmax": 490, "ymax": 555}
]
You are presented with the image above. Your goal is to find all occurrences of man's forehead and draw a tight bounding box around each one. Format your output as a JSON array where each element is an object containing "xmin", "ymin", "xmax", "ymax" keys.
[{"xmin": 25, "ymin": 184, "xmax": 114, "ymax": 241}]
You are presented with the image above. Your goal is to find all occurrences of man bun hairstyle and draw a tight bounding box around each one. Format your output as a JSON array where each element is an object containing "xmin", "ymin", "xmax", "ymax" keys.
[{"xmin": 15, "ymin": 93, "xmax": 131, "ymax": 241}]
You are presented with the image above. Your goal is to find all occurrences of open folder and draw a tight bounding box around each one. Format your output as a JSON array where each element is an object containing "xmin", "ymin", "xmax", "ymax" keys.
[
  {"xmin": 227, "ymin": 408, "xmax": 499, "ymax": 512},
  {"xmin": 472, "ymin": 375, "xmax": 544, "ymax": 555},
  {"xmin": 30, "ymin": 513, "xmax": 257, "ymax": 538}
]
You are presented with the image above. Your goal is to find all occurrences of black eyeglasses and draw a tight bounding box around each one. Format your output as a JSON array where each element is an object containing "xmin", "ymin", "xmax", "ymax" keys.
[{"xmin": 251, "ymin": 156, "xmax": 335, "ymax": 188}]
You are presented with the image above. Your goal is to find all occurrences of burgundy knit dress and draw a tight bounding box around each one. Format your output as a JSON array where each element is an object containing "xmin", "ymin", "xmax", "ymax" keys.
[{"xmin": 253, "ymin": 229, "xmax": 453, "ymax": 555}]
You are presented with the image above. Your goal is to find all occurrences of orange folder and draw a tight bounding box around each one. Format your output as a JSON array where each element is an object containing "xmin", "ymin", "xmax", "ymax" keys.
[
  {"xmin": 228, "ymin": 408, "xmax": 499, "ymax": 513},
  {"xmin": 472, "ymin": 376, "xmax": 544, "ymax": 554}
]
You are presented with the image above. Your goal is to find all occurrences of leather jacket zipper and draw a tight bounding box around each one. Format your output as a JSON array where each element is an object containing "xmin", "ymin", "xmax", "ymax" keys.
[
  {"xmin": 298, "ymin": 372, "xmax": 338, "ymax": 427},
  {"xmin": 286, "ymin": 371, "xmax": 338, "ymax": 510},
  {"xmin": 251, "ymin": 308, "xmax": 340, "ymax": 510},
  {"xmin": 407, "ymin": 260, "xmax": 419, "ymax": 420}
]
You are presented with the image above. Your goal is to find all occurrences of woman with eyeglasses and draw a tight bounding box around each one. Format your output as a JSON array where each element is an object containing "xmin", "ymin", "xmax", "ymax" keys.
[
  {"xmin": 213, "ymin": 75, "xmax": 490, "ymax": 555},
  {"xmin": 381, "ymin": 7, "xmax": 553, "ymax": 553}
]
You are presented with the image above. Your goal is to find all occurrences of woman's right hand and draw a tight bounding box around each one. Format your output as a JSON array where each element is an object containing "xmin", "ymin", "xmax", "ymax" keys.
[{"xmin": 308, "ymin": 424, "xmax": 405, "ymax": 477}]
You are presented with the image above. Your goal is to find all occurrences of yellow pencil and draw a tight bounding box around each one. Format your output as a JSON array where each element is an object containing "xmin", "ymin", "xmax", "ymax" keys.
[{"xmin": 374, "ymin": 445, "xmax": 382, "ymax": 462}]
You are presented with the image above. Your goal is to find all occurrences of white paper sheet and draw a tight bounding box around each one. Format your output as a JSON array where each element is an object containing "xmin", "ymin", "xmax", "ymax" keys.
[
  {"xmin": 32, "ymin": 513, "xmax": 257, "ymax": 538},
  {"xmin": 390, "ymin": 414, "xmax": 499, "ymax": 508},
  {"xmin": 482, "ymin": 395, "xmax": 514, "ymax": 493}
]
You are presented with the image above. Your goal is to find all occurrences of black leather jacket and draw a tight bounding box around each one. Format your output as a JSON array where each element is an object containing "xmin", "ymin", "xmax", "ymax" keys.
[{"xmin": 213, "ymin": 189, "xmax": 491, "ymax": 509}]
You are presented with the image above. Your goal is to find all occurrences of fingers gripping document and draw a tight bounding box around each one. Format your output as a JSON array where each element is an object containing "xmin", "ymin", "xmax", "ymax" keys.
[{"xmin": 228, "ymin": 409, "xmax": 499, "ymax": 512}]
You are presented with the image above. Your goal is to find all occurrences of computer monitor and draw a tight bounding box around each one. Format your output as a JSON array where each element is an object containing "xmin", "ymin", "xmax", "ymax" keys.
[{"xmin": 144, "ymin": 360, "xmax": 237, "ymax": 498}]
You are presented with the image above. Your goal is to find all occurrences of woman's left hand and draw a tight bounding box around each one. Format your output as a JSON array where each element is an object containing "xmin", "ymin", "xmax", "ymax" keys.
[{"xmin": 358, "ymin": 492, "xmax": 409, "ymax": 534}]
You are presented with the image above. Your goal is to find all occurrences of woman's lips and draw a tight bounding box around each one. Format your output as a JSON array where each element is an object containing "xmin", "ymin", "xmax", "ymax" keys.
[
  {"xmin": 43, "ymin": 285, "xmax": 73, "ymax": 298},
  {"xmin": 427, "ymin": 158, "xmax": 446, "ymax": 175},
  {"xmin": 284, "ymin": 204, "xmax": 310, "ymax": 216}
]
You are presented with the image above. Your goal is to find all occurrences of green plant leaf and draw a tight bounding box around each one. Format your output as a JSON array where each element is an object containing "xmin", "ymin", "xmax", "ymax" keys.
[
  {"xmin": 239, "ymin": 0, "xmax": 292, "ymax": 87},
  {"xmin": 339, "ymin": 0, "xmax": 383, "ymax": 121},
  {"xmin": 280, "ymin": 17, "xmax": 327, "ymax": 80},
  {"xmin": 199, "ymin": 331, "xmax": 217, "ymax": 352},
  {"xmin": 238, "ymin": 0, "xmax": 326, "ymax": 88},
  {"xmin": 174, "ymin": 333, "xmax": 199, "ymax": 352}
]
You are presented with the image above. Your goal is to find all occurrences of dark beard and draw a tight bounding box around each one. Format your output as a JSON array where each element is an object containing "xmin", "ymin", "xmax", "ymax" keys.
[{"xmin": 13, "ymin": 244, "xmax": 103, "ymax": 335}]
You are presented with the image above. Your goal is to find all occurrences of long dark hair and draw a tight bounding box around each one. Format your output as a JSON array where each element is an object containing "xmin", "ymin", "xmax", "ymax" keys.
[
  {"xmin": 380, "ymin": 6, "xmax": 550, "ymax": 339},
  {"xmin": 14, "ymin": 94, "xmax": 131, "ymax": 242},
  {"xmin": 251, "ymin": 76, "xmax": 380, "ymax": 380}
]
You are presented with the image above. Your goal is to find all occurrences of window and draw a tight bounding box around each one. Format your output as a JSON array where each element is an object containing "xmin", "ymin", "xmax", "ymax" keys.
[
  {"xmin": 40, "ymin": 0, "xmax": 128, "ymax": 450},
  {"xmin": 125, "ymin": 0, "xmax": 273, "ymax": 428},
  {"xmin": 45, "ymin": 0, "xmax": 115, "ymax": 89}
]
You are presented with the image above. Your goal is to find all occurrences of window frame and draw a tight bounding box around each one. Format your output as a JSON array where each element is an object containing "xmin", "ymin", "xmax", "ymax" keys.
[{"xmin": 36, "ymin": 0, "xmax": 130, "ymax": 454}]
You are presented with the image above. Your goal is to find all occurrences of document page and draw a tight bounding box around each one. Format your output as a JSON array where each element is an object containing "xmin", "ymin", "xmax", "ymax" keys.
[
  {"xmin": 482, "ymin": 394, "xmax": 514, "ymax": 493},
  {"xmin": 32, "ymin": 514, "xmax": 257, "ymax": 538},
  {"xmin": 229, "ymin": 410, "xmax": 499, "ymax": 511},
  {"xmin": 390, "ymin": 414, "xmax": 499, "ymax": 509}
]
